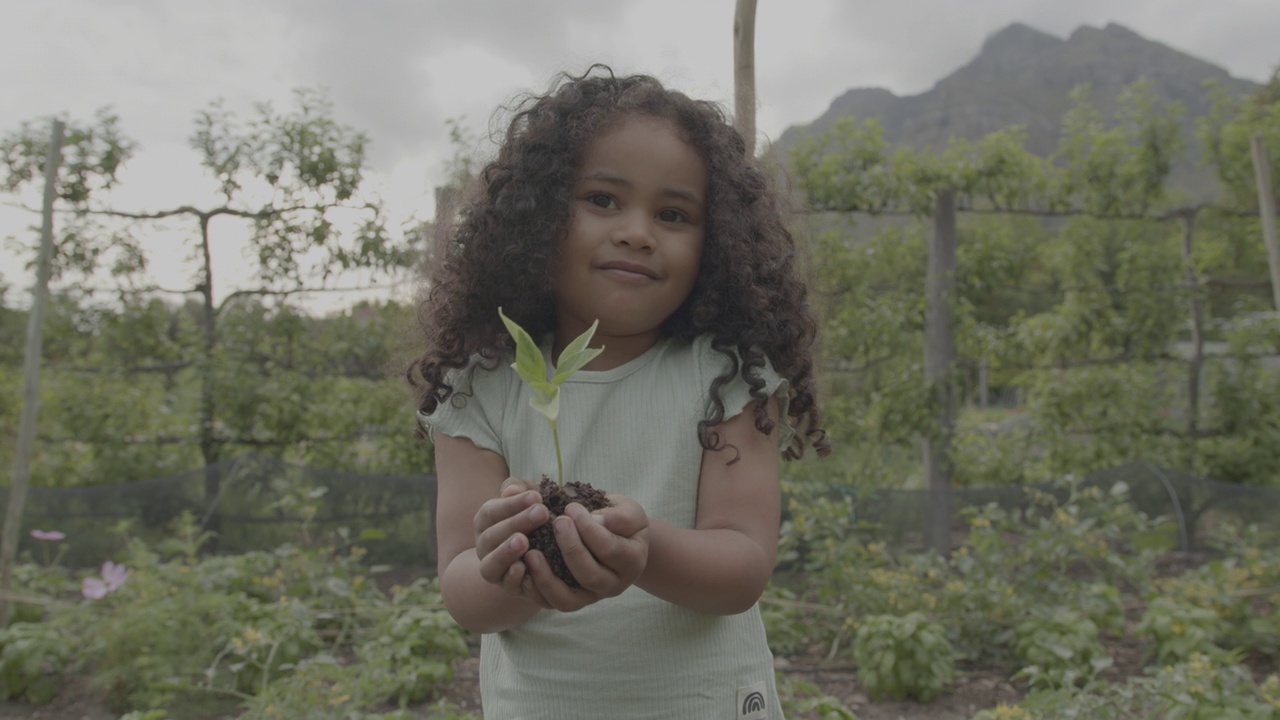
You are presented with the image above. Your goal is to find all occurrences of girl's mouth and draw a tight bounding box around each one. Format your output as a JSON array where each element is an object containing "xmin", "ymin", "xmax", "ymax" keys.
[{"xmin": 598, "ymin": 261, "xmax": 658, "ymax": 280}]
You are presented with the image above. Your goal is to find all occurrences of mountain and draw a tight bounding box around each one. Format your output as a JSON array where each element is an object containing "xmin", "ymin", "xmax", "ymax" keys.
[{"xmin": 773, "ymin": 23, "xmax": 1260, "ymax": 198}]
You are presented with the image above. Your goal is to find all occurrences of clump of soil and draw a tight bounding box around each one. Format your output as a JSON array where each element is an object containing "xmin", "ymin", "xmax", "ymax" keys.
[{"xmin": 527, "ymin": 476, "xmax": 611, "ymax": 587}]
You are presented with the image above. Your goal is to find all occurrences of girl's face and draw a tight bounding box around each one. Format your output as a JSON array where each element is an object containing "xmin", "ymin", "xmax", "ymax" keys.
[{"xmin": 553, "ymin": 115, "xmax": 707, "ymax": 367}]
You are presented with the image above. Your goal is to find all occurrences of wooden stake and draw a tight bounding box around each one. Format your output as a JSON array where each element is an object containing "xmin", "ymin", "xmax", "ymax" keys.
[
  {"xmin": 733, "ymin": 0, "xmax": 758, "ymax": 156},
  {"xmin": 924, "ymin": 188, "xmax": 957, "ymax": 555},
  {"xmin": 1251, "ymin": 135, "xmax": 1280, "ymax": 311},
  {"xmin": 0, "ymin": 120, "xmax": 65, "ymax": 628}
]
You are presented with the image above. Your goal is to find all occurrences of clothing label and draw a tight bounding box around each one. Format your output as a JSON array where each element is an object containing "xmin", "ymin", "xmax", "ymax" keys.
[{"xmin": 737, "ymin": 680, "xmax": 768, "ymax": 720}]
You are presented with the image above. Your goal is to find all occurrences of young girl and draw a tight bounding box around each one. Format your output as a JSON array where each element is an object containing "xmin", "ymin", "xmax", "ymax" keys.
[{"xmin": 408, "ymin": 66, "xmax": 829, "ymax": 719}]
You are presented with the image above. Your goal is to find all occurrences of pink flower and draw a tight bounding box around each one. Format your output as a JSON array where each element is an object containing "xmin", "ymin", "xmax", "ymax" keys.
[
  {"xmin": 30, "ymin": 529, "xmax": 65, "ymax": 541},
  {"xmin": 82, "ymin": 561, "xmax": 128, "ymax": 600}
]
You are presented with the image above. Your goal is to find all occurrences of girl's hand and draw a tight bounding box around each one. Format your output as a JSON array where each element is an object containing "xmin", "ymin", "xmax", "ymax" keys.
[
  {"xmin": 472, "ymin": 477, "xmax": 549, "ymax": 598},
  {"xmin": 520, "ymin": 495, "xmax": 649, "ymax": 612}
]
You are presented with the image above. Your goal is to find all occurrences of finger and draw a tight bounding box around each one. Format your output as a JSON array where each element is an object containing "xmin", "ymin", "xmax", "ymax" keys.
[
  {"xmin": 566, "ymin": 504, "xmax": 623, "ymax": 562},
  {"xmin": 520, "ymin": 553, "xmax": 554, "ymax": 609},
  {"xmin": 500, "ymin": 556, "xmax": 528, "ymax": 596},
  {"xmin": 550, "ymin": 515, "xmax": 617, "ymax": 594},
  {"xmin": 525, "ymin": 547, "xmax": 597, "ymax": 612},
  {"xmin": 474, "ymin": 489, "xmax": 542, "ymax": 536},
  {"xmin": 568, "ymin": 505, "xmax": 648, "ymax": 596},
  {"xmin": 479, "ymin": 531, "xmax": 531, "ymax": 585},
  {"xmin": 475, "ymin": 495, "xmax": 548, "ymax": 558},
  {"xmin": 500, "ymin": 476, "xmax": 537, "ymax": 497},
  {"xmin": 591, "ymin": 496, "xmax": 649, "ymax": 537}
]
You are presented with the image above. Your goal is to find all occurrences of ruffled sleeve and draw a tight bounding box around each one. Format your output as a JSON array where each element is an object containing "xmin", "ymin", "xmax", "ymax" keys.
[
  {"xmin": 694, "ymin": 335, "xmax": 794, "ymax": 451},
  {"xmin": 416, "ymin": 358, "xmax": 511, "ymax": 456}
]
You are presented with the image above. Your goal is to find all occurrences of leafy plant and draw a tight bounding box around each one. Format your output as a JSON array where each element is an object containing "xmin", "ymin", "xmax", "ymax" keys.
[
  {"xmin": 851, "ymin": 612, "xmax": 954, "ymax": 702},
  {"xmin": 1136, "ymin": 597, "xmax": 1230, "ymax": 666},
  {"xmin": 0, "ymin": 621, "xmax": 79, "ymax": 704},
  {"xmin": 1012, "ymin": 607, "xmax": 1112, "ymax": 689},
  {"xmin": 777, "ymin": 676, "xmax": 859, "ymax": 719},
  {"xmin": 498, "ymin": 307, "xmax": 602, "ymax": 485},
  {"xmin": 995, "ymin": 654, "xmax": 1276, "ymax": 718},
  {"xmin": 355, "ymin": 579, "xmax": 469, "ymax": 705}
]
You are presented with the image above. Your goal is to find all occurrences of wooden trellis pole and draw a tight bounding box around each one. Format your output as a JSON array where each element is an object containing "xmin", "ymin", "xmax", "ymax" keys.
[
  {"xmin": 1, "ymin": 120, "xmax": 65, "ymax": 628},
  {"xmin": 1251, "ymin": 135, "xmax": 1280, "ymax": 311},
  {"xmin": 923, "ymin": 188, "xmax": 957, "ymax": 556},
  {"xmin": 734, "ymin": 0, "xmax": 758, "ymax": 155}
]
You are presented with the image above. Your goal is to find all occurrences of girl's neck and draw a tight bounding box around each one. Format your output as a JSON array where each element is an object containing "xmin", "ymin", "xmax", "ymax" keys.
[{"xmin": 552, "ymin": 328, "xmax": 660, "ymax": 371}]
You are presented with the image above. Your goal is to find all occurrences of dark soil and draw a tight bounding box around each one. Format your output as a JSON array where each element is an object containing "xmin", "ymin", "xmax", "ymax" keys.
[{"xmin": 527, "ymin": 476, "xmax": 611, "ymax": 587}]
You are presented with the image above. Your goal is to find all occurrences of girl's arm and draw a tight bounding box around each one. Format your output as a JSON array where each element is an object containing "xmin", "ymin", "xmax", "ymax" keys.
[
  {"xmin": 434, "ymin": 432, "xmax": 548, "ymax": 634},
  {"xmin": 635, "ymin": 398, "xmax": 781, "ymax": 614}
]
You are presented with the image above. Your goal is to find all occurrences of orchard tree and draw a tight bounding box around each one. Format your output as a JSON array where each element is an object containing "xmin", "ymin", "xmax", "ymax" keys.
[
  {"xmin": 789, "ymin": 77, "xmax": 1280, "ymax": 511},
  {"xmin": 2, "ymin": 91, "xmax": 418, "ymax": 507}
]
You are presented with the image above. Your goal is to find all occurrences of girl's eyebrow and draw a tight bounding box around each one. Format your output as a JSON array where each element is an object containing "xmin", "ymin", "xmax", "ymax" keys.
[{"xmin": 580, "ymin": 170, "xmax": 703, "ymax": 206}]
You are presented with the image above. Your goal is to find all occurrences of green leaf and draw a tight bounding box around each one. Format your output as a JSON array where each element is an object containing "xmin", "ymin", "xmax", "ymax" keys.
[
  {"xmin": 499, "ymin": 307, "xmax": 549, "ymax": 386},
  {"xmin": 552, "ymin": 318, "xmax": 604, "ymax": 382}
]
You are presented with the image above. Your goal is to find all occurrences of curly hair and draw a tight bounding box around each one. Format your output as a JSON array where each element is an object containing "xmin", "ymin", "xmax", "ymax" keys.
[{"xmin": 406, "ymin": 65, "xmax": 829, "ymax": 460}]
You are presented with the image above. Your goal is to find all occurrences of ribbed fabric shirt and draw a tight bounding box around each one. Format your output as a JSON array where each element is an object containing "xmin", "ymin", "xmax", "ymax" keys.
[{"xmin": 421, "ymin": 334, "xmax": 791, "ymax": 720}]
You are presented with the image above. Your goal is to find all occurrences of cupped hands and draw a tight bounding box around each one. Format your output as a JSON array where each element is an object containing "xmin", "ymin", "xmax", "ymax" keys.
[{"xmin": 474, "ymin": 476, "xmax": 650, "ymax": 613}]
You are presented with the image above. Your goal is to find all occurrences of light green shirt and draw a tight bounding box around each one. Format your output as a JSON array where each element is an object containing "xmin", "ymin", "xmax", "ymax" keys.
[{"xmin": 423, "ymin": 334, "xmax": 791, "ymax": 719}]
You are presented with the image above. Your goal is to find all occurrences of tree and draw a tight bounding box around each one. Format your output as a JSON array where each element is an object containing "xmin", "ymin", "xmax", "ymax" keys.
[
  {"xmin": 788, "ymin": 76, "xmax": 1280, "ymax": 527},
  {"xmin": 2, "ymin": 91, "xmax": 419, "ymax": 520}
]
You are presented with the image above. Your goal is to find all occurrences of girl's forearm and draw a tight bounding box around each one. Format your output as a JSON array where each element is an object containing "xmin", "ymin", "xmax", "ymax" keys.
[
  {"xmin": 635, "ymin": 518, "xmax": 774, "ymax": 615},
  {"xmin": 441, "ymin": 550, "xmax": 540, "ymax": 634}
]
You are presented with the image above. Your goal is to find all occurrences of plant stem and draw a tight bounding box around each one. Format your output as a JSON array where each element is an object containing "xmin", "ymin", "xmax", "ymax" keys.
[{"xmin": 551, "ymin": 419, "xmax": 564, "ymax": 486}]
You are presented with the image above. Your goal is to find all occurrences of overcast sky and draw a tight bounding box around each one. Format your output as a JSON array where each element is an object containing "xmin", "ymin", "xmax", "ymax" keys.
[{"xmin": 2, "ymin": 0, "xmax": 1277, "ymax": 311}]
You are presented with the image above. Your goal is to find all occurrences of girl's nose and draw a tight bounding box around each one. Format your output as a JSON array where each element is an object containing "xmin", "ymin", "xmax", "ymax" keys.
[{"xmin": 610, "ymin": 211, "xmax": 655, "ymax": 251}]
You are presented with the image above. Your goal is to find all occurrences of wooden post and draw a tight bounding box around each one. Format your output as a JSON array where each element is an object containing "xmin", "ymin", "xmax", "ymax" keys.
[
  {"xmin": 0, "ymin": 120, "xmax": 65, "ymax": 627},
  {"xmin": 1179, "ymin": 210, "xmax": 1204, "ymax": 451},
  {"xmin": 923, "ymin": 188, "xmax": 957, "ymax": 555},
  {"xmin": 978, "ymin": 357, "xmax": 989, "ymax": 409},
  {"xmin": 733, "ymin": 0, "xmax": 758, "ymax": 156},
  {"xmin": 1252, "ymin": 135, "xmax": 1280, "ymax": 311}
]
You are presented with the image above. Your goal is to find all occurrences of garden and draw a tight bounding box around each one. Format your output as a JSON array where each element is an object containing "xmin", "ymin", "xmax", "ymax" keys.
[
  {"xmin": 1, "ymin": 55, "xmax": 1279, "ymax": 719},
  {"xmin": 0, "ymin": 469, "xmax": 1278, "ymax": 719}
]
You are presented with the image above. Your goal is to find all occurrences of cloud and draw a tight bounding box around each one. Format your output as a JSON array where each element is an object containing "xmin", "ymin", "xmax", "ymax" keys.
[{"xmin": 267, "ymin": 0, "xmax": 642, "ymax": 167}]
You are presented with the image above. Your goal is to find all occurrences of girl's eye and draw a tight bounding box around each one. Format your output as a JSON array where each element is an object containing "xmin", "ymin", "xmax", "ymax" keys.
[
  {"xmin": 587, "ymin": 193, "xmax": 616, "ymax": 209},
  {"xmin": 657, "ymin": 208, "xmax": 687, "ymax": 223}
]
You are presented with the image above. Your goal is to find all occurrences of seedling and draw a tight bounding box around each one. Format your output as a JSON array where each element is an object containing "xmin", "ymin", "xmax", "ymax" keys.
[
  {"xmin": 497, "ymin": 307, "xmax": 610, "ymax": 588},
  {"xmin": 498, "ymin": 307, "xmax": 603, "ymax": 486}
]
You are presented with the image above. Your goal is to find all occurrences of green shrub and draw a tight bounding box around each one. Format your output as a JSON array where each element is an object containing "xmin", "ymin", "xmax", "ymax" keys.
[
  {"xmin": 1136, "ymin": 597, "xmax": 1229, "ymax": 665},
  {"xmin": 1143, "ymin": 654, "xmax": 1276, "ymax": 719},
  {"xmin": 355, "ymin": 579, "xmax": 470, "ymax": 705},
  {"xmin": 1012, "ymin": 607, "xmax": 1112, "ymax": 689},
  {"xmin": 851, "ymin": 612, "xmax": 954, "ymax": 702},
  {"xmin": 1076, "ymin": 581, "xmax": 1126, "ymax": 638},
  {"xmin": 214, "ymin": 596, "xmax": 322, "ymax": 696},
  {"xmin": 990, "ymin": 655, "xmax": 1276, "ymax": 719},
  {"xmin": 0, "ymin": 621, "xmax": 78, "ymax": 704}
]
